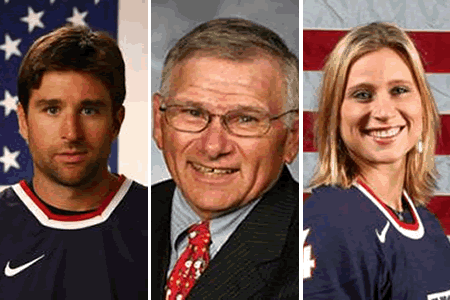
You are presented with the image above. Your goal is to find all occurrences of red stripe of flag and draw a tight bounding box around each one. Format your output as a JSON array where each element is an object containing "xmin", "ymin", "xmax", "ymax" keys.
[
  {"xmin": 303, "ymin": 111, "xmax": 315, "ymax": 152},
  {"xmin": 428, "ymin": 195, "xmax": 450, "ymax": 235},
  {"xmin": 303, "ymin": 111, "xmax": 450, "ymax": 155},
  {"xmin": 304, "ymin": 30, "xmax": 450, "ymax": 73}
]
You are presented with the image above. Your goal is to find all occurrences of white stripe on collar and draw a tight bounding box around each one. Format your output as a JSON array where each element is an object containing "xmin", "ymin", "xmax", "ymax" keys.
[
  {"xmin": 354, "ymin": 182, "xmax": 425, "ymax": 240},
  {"xmin": 12, "ymin": 177, "xmax": 133, "ymax": 230}
]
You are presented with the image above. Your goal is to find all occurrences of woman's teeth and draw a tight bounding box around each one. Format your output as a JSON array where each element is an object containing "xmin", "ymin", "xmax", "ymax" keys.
[
  {"xmin": 191, "ymin": 163, "xmax": 237, "ymax": 174},
  {"xmin": 367, "ymin": 127, "xmax": 401, "ymax": 138}
]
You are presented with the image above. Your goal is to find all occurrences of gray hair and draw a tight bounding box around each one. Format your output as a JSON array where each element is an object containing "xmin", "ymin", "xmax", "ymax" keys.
[{"xmin": 159, "ymin": 18, "xmax": 298, "ymax": 126}]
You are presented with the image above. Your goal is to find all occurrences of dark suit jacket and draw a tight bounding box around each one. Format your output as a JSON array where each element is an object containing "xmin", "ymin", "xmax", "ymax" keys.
[{"xmin": 152, "ymin": 167, "xmax": 299, "ymax": 299}]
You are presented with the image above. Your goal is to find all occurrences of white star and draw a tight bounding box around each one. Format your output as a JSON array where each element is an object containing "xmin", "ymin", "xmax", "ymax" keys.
[
  {"xmin": 66, "ymin": 7, "xmax": 88, "ymax": 27},
  {"xmin": 20, "ymin": 7, "xmax": 45, "ymax": 33},
  {"xmin": 94, "ymin": 0, "xmax": 100, "ymax": 4},
  {"xmin": 0, "ymin": 34, "xmax": 22, "ymax": 61},
  {"xmin": 4, "ymin": 0, "xmax": 9, "ymax": 3},
  {"xmin": 50, "ymin": 0, "xmax": 56, "ymax": 4},
  {"xmin": 0, "ymin": 146, "xmax": 20, "ymax": 173},
  {"xmin": 0, "ymin": 90, "xmax": 18, "ymax": 117}
]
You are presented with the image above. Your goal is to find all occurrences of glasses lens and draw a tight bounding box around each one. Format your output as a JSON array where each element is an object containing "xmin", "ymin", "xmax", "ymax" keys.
[
  {"xmin": 166, "ymin": 107, "xmax": 208, "ymax": 132},
  {"xmin": 226, "ymin": 110, "xmax": 269, "ymax": 136}
]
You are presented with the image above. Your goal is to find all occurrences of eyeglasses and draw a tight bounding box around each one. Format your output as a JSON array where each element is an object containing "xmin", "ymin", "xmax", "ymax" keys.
[{"xmin": 159, "ymin": 104, "xmax": 298, "ymax": 137}]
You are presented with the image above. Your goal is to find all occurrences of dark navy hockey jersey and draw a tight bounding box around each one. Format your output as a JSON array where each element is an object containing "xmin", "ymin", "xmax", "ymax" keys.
[
  {"xmin": 0, "ymin": 175, "xmax": 147, "ymax": 300},
  {"xmin": 303, "ymin": 181, "xmax": 450, "ymax": 299}
]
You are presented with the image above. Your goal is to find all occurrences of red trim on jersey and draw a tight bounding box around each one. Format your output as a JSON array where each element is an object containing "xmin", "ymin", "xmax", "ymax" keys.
[
  {"xmin": 356, "ymin": 179, "xmax": 419, "ymax": 230},
  {"xmin": 18, "ymin": 175, "xmax": 126, "ymax": 222}
]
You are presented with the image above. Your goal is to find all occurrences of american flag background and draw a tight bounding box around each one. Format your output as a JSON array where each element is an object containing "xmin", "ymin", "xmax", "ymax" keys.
[
  {"xmin": 0, "ymin": 0, "xmax": 148, "ymax": 191},
  {"xmin": 303, "ymin": 1, "xmax": 450, "ymax": 236}
]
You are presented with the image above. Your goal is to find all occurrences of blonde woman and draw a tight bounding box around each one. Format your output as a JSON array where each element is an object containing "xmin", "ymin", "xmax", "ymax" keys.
[{"xmin": 303, "ymin": 22, "xmax": 450, "ymax": 299}]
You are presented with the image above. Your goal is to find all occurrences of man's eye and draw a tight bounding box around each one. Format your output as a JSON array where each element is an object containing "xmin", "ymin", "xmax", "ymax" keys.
[
  {"xmin": 227, "ymin": 113, "xmax": 263, "ymax": 126},
  {"xmin": 238, "ymin": 115, "xmax": 258, "ymax": 123},
  {"xmin": 45, "ymin": 107, "xmax": 59, "ymax": 115},
  {"xmin": 82, "ymin": 108, "xmax": 99, "ymax": 116},
  {"xmin": 391, "ymin": 86, "xmax": 409, "ymax": 95},
  {"xmin": 180, "ymin": 108, "xmax": 203, "ymax": 118},
  {"xmin": 352, "ymin": 90, "xmax": 372, "ymax": 100}
]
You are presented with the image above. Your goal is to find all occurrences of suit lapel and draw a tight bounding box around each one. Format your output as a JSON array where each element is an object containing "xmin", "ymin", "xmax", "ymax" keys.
[
  {"xmin": 151, "ymin": 181, "xmax": 175, "ymax": 299},
  {"xmin": 188, "ymin": 168, "xmax": 298, "ymax": 299}
]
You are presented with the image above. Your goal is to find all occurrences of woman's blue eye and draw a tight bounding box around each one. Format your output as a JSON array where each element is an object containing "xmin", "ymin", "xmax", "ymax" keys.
[
  {"xmin": 392, "ymin": 86, "xmax": 409, "ymax": 95},
  {"xmin": 353, "ymin": 90, "xmax": 372, "ymax": 100}
]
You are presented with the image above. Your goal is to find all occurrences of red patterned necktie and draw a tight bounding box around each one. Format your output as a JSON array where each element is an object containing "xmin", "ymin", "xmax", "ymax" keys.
[{"xmin": 165, "ymin": 220, "xmax": 211, "ymax": 300}]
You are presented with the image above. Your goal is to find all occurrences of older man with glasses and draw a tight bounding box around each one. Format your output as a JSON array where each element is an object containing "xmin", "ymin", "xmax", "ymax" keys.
[{"xmin": 152, "ymin": 18, "xmax": 299, "ymax": 300}]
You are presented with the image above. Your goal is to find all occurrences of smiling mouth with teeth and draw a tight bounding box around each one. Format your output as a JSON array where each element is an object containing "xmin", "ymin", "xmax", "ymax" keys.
[
  {"xmin": 365, "ymin": 126, "xmax": 404, "ymax": 138},
  {"xmin": 191, "ymin": 162, "xmax": 238, "ymax": 174}
]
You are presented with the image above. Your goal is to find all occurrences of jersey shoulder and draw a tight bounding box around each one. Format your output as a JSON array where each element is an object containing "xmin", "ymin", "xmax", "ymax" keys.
[
  {"xmin": 303, "ymin": 185, "xmax": 385, "ymax": 256},
  {"xmin": 0, "ymin": 185, "xmax": 23, "ymax": 212},
  {"xmin": 0, "ymin": 185, "xmax": 34, "ymax": 228},
  {"xmin": 304, "ymin": 185, "xmax": 379, "ymax": 228},
  {"xmin": 304, "ymin": 185, "xmax": 359, "ymax": 209},
  {"xmin": 127, "ymin": 180, "xmax": 148, "ymax": 198},
  {"xmin": 117, "ymin": 180, "xmax": 148, "ymax": 214},
  {"xmin": 0, "ymin": 185, "xmax": 17, "ymax": 200},
  {"xmin": 416, "ymin": 205, "xmax": 449, "ymax": 240}
]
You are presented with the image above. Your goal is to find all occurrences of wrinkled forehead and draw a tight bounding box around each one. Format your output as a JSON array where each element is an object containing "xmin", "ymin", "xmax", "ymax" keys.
[{"xmin": 166, "ymin": 51, "xmax": 285, "ymax": 111}]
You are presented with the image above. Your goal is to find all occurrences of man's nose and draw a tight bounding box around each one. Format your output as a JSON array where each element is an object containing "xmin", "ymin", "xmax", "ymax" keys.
[
  {"xmin": 199, "ymin": 117, "xmax": 232, "ymax": 159},
  {"xmin": 61, "ymin": 113, "xmax": 83, "ymax": 141}
]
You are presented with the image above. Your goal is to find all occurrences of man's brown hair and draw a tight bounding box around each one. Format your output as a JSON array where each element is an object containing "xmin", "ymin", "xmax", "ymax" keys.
[{"xmin": 18, "ymin": 24, "xmax": 125, "ymax": 113}]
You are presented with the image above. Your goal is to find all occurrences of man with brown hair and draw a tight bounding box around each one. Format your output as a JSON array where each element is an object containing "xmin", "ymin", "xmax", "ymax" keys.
[
  {"xmin": 0, "ymin": 25, "xmax": 147, "ymax": 299},
  {"xmin": 152, "ymin": 18, "xmax": 299, "ymax": 299}
]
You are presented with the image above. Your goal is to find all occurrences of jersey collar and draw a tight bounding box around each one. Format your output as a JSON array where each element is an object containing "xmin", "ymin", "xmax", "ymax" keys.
[
  {"xmin": 12, "ymin": 175, "xmax": 133, "ymax": 230},
  {"xmin": 354, "ymin": 179, "xmax": 425, "ymax": 240}
]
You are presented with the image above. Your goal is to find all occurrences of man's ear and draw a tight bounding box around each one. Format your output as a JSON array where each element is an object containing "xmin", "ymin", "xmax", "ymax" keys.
[
  {"xmin": 113, "ymin": 105, "xmax": 125, "ymax": 138},
  {"xmin": 283, "ymin": 115, "xmax": 299, "ymax": 164},
  {"xmin": 152, "ymin": 92, "xmax": 164, "ymax": 150},
  {"xmin": 17, "ymin": 103, "xmax": 29, "ymax": 143}
]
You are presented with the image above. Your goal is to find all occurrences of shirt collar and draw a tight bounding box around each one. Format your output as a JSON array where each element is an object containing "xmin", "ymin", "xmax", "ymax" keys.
[
  {"xmin": 170, "ymin": 187, "xmax": 261, "ymax": 255},
  {"xmin": 170, "ymin": 188, "xmax": 201, "ymax": 252}
]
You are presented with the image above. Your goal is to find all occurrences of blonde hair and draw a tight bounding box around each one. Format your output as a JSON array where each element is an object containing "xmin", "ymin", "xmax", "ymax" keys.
[
  {"xmin": 310, "ymin": 22, "xmax": 440, "ymax": 206},
  {"xmin": 159, "ymin": 18, "xmax": 299, "ymax": 125}
]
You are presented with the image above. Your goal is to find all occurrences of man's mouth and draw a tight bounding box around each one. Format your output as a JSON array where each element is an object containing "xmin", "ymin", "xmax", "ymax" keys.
[
  {"xmin": 364, "ymin": 126, "xmax": 404, "ymax": 138},
  {"xmin": 190, "ymin": 162, "xmax": 239, "ymax": 174},
  {"xmin": 56, "ymin": 151, "xmax": 88, "ymax": 163},
  {"xmin": 59, "ymin": 151, "xmax": 87, "ymax": 155}
]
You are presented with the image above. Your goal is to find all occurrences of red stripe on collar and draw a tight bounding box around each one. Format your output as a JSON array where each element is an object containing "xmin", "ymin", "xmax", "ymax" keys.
[
  {"xmin": 356, "ymin": 179, "xmax": 419, "ymax": 231},
  {"xmin": 19, "ymin": 175, "xmax": 126, "ymax": 222}
]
